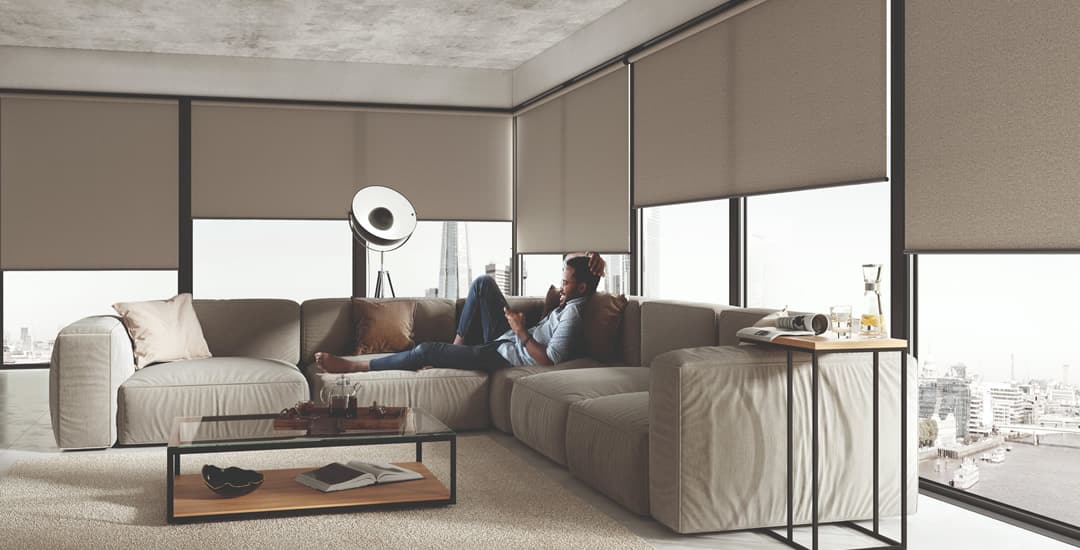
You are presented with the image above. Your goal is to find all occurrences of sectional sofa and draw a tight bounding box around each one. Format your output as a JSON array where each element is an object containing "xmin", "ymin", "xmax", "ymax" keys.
[{"xmin": 49, "ymin": 294, "xmax": 916, "ymax": 533}]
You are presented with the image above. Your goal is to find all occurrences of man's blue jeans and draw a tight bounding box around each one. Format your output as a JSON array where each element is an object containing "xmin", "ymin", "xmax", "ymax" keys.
[{"xmin": 369, "ymin": 276, "xmax": 513, "ymax": 372}]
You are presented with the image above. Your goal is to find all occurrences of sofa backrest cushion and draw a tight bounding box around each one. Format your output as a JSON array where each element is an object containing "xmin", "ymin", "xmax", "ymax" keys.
[
  {"xmin": 583, "ymin": 293, "xmax": 629, "ymax": 363},
  {"xmin": 193, "ymin": 299, "xmax": 300, "ymax": 365},
  {"xmin": 301, "ymin": 298, "xmax": 352, "ymax": 364},
  {"xmin": 640, "ymin": 300, "xmax": 719, "ymax": 366},
  {"xmin": 301, "ymin": 298, "xmax": 457, "ymax": 363}
]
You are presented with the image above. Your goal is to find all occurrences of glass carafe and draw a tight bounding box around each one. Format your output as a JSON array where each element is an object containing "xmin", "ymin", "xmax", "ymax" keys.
[
  {"xmin": 321, "ymin": 374, "xmax": 359, "ymax": 418},
  {"xmin": 860, "ymin": 264, "xmax": 885, "ymax": 337}
]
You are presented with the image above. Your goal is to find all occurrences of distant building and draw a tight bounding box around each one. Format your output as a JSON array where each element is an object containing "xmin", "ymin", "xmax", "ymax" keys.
[
  {"xmin": 987, "ymin": 384, "xmax": 1028, "ymax": 426},
  {"xmin": 919, "ymin": 375, "xmax": 972, "ymax": 441},
  {"xmin": 485, "ymin": 263, "xmax": 512, "ymax": 295},
  {"xmin": 20, "ymin": 327, "xmax": 30, "ymax": 352},
  {"xmin": 425, "ymin": 288, "xmax": 439, "ymax": 298},
  {"xmin": 1050, "ymin": 388, "xmax": 1077, "ymax": 407},
  {"xmin": 438, "ymin": 222, "xmax": 472, "ymax": 300}
]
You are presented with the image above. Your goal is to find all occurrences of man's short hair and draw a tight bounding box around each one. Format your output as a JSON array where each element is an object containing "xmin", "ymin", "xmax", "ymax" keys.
[{"xmin": 565, "ymin": 256, "xmax": 600, "ymax": 294}]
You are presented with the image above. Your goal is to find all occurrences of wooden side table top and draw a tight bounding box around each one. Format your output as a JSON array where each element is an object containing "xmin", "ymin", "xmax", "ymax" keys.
[{"xmin": 767, "ymin": 335, "xmax": 908, "ymax": 351}]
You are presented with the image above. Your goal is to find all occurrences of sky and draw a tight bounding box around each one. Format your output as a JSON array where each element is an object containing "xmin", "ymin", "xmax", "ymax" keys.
[{"xmin": 5, "ymin": 180, "xmax": 1075, "ymax": 382}]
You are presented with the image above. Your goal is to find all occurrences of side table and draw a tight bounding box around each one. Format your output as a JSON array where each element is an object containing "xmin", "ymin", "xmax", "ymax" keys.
[{"xmin": 740, "ymin": 335, "xmax": 909, "ymax": 550}]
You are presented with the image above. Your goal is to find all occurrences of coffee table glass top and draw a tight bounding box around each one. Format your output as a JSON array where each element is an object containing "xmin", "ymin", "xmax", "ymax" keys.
[{"xmin": 168, "ymin": 408, "xmax": 452, "ymax": 450}]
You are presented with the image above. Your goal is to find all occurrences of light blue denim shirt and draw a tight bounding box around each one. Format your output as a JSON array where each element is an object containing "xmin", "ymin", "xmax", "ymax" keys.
[{"xmin": 495, "ymin": 296, "xmax": 587, "ymax": 367}]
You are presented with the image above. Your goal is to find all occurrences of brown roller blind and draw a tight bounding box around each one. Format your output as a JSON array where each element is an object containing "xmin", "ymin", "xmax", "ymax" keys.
[
  {"xmin": 193, "ymin": 103, "xmax": 511, "ymax": 221},
  {"xmin": 362, "ymin": 111, "xmax": 512, "ymax": 221},
  {"xmin": 1, "ymin": 95, "xmax": 178, "ymax": 269},
  {"xmin": 516, "ymin": 67, "xmax": 629, "ymax": 254},
  {"xmin": 634, "ymin": 0, "xmax": 886, "ymax": 207},
  {"xmin": 192, "ymin": 102, "xmax": 358, "ymax": 219},
  {"xmin": 906, "ymin": 1, "xmax": 1080, "ymax": 250}
]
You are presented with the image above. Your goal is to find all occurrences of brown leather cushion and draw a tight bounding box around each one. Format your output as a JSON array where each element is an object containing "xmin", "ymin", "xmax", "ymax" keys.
[
  {"xmin": 583, "ymin": 292, "xmax": 629, "ymax": 363},
  {"xmin": 541, "ymin": 285, "xmax": 562, "ymax": 318},
  {"xmin": 351, "ymin": 299, "xmax": 416, "ymax": 354}
]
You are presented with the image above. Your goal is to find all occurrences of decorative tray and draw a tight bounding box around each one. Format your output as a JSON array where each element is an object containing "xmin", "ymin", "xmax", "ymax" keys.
[{"xmin": 273, "ymin": 406, "xmax": 409, "ymax": 435}]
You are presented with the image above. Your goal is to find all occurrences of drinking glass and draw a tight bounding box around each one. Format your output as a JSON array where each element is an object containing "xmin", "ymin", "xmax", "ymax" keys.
[{"xmin": 829, "ymin": 305, "xmax": 853, "ymax": 339}]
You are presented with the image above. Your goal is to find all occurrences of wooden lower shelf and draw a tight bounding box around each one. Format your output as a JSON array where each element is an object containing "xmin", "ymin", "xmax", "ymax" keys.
[{"xmin": 171, "ymin": 462, "xmax": 450, "ymax": 519}]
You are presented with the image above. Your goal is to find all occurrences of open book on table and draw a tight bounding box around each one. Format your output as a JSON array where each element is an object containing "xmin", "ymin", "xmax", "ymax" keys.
[
  {"xmin": 295, "ymin": 460, "xmax": 424, "ymax": 493},
  {"xmin": 736, "ymin": 313, "xmax": 829, "ymax": 343}
]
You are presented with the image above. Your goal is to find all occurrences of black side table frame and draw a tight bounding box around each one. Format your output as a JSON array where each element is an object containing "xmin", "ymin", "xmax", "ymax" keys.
[{"xmin": 750, "ymin": 342, "xmax": 908, "ymax": 550}]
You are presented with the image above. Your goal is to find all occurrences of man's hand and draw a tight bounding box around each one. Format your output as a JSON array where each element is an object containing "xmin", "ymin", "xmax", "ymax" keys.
[
  {"xmin": 586, "ymin": 252, "xmax": 606, "ymax": 277},
  {"xmin": 504, "ymin": 307, "xmax": 526, "ymax": 334}
]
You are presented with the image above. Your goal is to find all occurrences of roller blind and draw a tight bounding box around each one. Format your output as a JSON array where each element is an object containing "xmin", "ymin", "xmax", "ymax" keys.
[
  {"xmin": 192, "ymin": 102, "xmax": 358, "ymax": 219},
  {"xmin": 634, "ymin": 0, "xmax": 886, "ymax": 207},
  {"xmin": 906, "ymin": 1, "xmax": 1080, "ymax": 251},
  {"xmin": 362, "ymin": 111, "xmax": 512, "ymax": 221},
  {"xmin": 193, "ymin": 103, "xmax": 512, "ymax": 221},
  {"xmin": 1, "ymin": 95, "xmax": 178, "ymax": 269},
  {"xmin": 516, "ymin": 67, "xmax": 629, "ymax": 253}
]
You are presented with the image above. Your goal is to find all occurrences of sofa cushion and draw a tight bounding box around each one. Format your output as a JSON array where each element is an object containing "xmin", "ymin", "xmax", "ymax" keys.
[
  {"xmin": 193, "ymin": 299, "xmax": 300, "ymax": 365},
  {"xmin": 510, "ymin": 367, "xmax": 649, "ymax": 465},
  {"xmin": 305, "ymin": 360, "xmax": 489, "ymax": 431},
  {"xmin": 567, "ymin": 392, "xmax": 650, "ymax": 516},
  {"xmin": 352, "ymin": 299, "xmax": 416, "ymax": 354},
  {"xmin": 301, "ymin": 298, "xmax": 456, "ymax": 363},
  {"xmin": 116, "ymin": 357, "xmax": 308, "ymax": 445},
  {"xmin": 489, "ymin": 357, "xmax": 603, "ymax": 434},
  {"xmin": 583, "ymin": 292, "xmax": 628, "ymax": 363},
  {"xmin": 112, "ymin": 293, "xmax": 212, "ymax": 369}
]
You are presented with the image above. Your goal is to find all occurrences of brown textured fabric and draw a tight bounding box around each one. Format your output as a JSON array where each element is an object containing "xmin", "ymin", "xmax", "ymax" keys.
[
  {"xmin": 541, "ymin": 285, "xmax": 562, "ymax": 318},
  {"xmin": 583, "ymin": 292, "xmax": 628, "ymax": 363},
  {"xmin": 351, "ymin": 299, "xmax": 415, "ymax": 354}
]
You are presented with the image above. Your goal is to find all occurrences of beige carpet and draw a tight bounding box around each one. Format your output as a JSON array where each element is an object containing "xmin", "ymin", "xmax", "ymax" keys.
[{"xmin": 0, "ymin": 434, "xmax": 651, "ymax": 550}]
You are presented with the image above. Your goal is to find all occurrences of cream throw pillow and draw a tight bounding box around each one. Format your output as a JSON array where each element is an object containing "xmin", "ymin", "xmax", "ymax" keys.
[{"xmin": 112, "ymin": 293, "xmax": 212, "ymax": 369}]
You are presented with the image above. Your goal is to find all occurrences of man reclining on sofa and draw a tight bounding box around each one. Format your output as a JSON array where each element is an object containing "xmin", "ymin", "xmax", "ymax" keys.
[{"xmin": 314, "ymin": 253, "xmax": 606, "ymax": 373}]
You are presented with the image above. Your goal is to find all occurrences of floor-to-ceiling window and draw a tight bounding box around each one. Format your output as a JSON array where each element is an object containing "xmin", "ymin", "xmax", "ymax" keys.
[
  {"xmin": 367, "ymin": 221, "xmax": 512, "ymax": 299},
  {"xmin": 917, "ymin": 254, "xmax": 1080, "ymax": 526},
  {"xmin": 193, "ymin": 219, "xmax": 351, "ymax": 302},
  {"xmin": 747, "ymin": 182, "xmax": 891, "ymax": 317},
  {"xmin": 521, "ymin": 254, "xmax": 630, "ymax": 297},
  {"xmin": 2, "ymin": 271, "xmax": 178, "ymax": 365},
  {"xmin": 640, "ymin": 199, "xmax": 729, "ymax": 304}
]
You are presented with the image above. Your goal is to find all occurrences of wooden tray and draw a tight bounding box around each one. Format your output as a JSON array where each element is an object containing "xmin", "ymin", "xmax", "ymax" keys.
[{"xmin": 273, "ymin": 406, "xmax": 408, "ymax": 434}]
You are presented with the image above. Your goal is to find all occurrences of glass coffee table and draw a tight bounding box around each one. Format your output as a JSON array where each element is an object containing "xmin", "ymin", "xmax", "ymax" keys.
[{"xmin": 166, "ymin": 408, "xmax": 456, "ymax": 524}]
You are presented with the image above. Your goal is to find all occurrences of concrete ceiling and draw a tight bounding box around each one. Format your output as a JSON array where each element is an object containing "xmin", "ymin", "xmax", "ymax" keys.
[{"xmin": 0, "ymin": 0, "xmax": 630, "ymax": 70}]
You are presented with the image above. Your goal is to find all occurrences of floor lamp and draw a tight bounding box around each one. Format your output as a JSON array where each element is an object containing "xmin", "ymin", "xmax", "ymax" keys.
[{"xmin": 348, "ymin": 186, "xmax": 417, "ymax": 298}]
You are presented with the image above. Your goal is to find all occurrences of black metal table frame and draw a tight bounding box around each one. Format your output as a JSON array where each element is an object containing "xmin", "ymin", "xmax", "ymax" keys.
[
  {"xmin": 166, "ymin": 430, "xmax": 457, "ymax": 524},
  {"xmin": 753, "ymin": 345, "xmax": 908, "ymax": 550}
]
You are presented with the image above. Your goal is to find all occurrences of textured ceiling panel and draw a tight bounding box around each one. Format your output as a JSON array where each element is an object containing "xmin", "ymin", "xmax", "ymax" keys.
[{"xmin": 0, "ymin": 0, "xmax": 628, "ymax": 69}]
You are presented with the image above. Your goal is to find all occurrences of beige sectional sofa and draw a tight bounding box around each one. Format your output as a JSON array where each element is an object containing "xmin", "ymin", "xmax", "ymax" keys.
[{"xmin": 49, "ymin": 294, "xmax": 917, "ymax": 534}]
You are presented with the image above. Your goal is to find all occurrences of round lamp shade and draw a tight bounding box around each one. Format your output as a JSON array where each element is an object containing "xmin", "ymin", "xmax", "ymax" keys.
[{"xmin": 348, "ymin": 186, "xmax": 417, "ymax": 252}]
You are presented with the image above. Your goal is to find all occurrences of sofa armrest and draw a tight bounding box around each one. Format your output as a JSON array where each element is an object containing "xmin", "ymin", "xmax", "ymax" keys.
[
  {"xmin": 49, "ymin": 316, "xmax": 136, "ymax": 449},
  {"xmin": 648, "ymin": 345, "xmax": 917, "ymax": 534}
]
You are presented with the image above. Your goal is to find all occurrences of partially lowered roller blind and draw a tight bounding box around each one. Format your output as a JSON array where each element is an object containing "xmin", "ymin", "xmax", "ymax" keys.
[
  {"xmin": 516, "ymin": 67, "xmax": 629, "ymax": 253},
  {"xmin": 906, "ymin": 1, "xmax": 1080, "ymax": 251},
  {"xmin": 1, "ymin": 95, "xmax": 178, "ymax": 269},
  {"xmin": 634, "ymin": 0, "xmax": 886, "ymax": 207},
  {"xmin": 362, "ymin": 111, "xmax": 512, "ymax": 221},
  {"xmin": 192, "ymin": 102, "xmax": 358, "ymax": 219},
  {"xmin": 193, "ymin": 103, "xmax": 512, "ymax": 221}
]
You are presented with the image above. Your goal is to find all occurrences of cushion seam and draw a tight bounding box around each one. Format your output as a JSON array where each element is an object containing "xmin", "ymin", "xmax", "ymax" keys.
[{"xmin": 569, "ymin": 407, "xmax": 648, "ymax": 437}]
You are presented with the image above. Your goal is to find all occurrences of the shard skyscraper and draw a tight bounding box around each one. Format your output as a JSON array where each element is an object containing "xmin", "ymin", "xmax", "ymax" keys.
[{"xmin": 438, "ymin": 221, "xmax": 472, "ymax": 299}]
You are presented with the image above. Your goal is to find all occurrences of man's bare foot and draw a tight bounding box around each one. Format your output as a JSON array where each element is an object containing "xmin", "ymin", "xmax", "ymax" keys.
[
  {"xmin": 314, "ymin": 352, "xmax": 369, "ymax": 373},
  {"xmin": 452, "ymin": 334, "xmax": 465, "ymax": 345}
]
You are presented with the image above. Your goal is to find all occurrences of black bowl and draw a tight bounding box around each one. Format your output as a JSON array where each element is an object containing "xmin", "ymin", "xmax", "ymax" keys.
[{"xmin": 202, "ymin": 464, "xmax": 264, "ymax": 497}]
